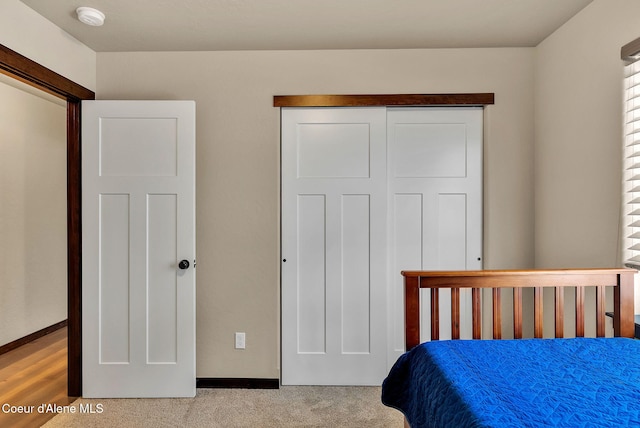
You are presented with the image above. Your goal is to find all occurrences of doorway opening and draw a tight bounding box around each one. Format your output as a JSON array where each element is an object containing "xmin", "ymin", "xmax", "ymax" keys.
[{"xmin": 0, "ymin": 43, "xmax": 95, "ymax": 396}]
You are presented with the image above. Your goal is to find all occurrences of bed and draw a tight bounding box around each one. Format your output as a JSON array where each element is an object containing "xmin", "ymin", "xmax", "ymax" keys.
[{"xmin": 381, "ymin": 268, "xmax": 640, "ymax": 428}]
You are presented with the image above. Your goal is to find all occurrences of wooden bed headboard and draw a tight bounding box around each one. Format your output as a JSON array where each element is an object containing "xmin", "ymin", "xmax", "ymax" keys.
[{"xmin": 402, "ymin": 268, "xmax": 637, "ymax": 350}]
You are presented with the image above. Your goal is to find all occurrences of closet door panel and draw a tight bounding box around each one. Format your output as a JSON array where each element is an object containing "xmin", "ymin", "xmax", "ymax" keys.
[
  {"xmin": 387, "ymin": 107, "xmax": 483, "ymax": 364},
  {"xmin": 281, "ymin": 107, "xmax": 388, "ymax": 385}
]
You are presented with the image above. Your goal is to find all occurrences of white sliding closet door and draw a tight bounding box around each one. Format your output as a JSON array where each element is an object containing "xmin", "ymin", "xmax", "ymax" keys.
[
  {"xmin": 387, "ymin": 107, "xmax": 483, "ymax": 366},
  {"xmin": 281, "ymin": 107, "xmax": 388, "ymax": 385},
  {"xmin": 282, "ymin": 106, "xmax": 483, "ymax": 385}
]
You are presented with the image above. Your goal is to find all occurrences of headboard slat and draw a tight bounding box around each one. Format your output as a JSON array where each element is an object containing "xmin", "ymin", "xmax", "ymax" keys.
[
  {"xmin": 451, "ymin": 288, "xmax": 460, "ymax": 340},
  {"xmin": 492, "ymin": 288, "xmax": 502, "ymax": 339},
  {"xmin": 576, "ymin": 286, "xmax": 585, "ymax": 337},
  {"xmin": 513, "ymin": 288, "xmax": 523, "ymax": 339},
  {"xmin": 534, "ymin": 287, "xmax": 543, "ymax": 338},
  {"xmin": 555, "ymin": 287, "xmax": 564, "ymax": 338},
  {"xmin": 431, "ymin": 288, "xmax": 440, "ymax": 341},
  {"xmin": 596, "ymin": 285, "xmax": 606, "ymax": 337},
  {"xmin": 472, "ymin": 288, "xmax": 482, "ymax": 339}
]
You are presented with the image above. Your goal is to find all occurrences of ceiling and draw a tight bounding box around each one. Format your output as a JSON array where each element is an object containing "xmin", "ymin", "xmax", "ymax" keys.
[{"xmin": 20, "ymin": 0, "xmax": 593, "ymax": 52}]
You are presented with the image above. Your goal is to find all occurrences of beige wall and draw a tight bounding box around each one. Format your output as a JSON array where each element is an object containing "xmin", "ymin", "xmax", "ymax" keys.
[
  {"xmin": 534, "ymin": 0, "xmax": 640, "ymax": 335},
  {"xmin": 0, "ymin": 0, "xmax": 96, "ymax": 91},
  {"xmin": 97, "ymin": 48, "xmax": 535, "ymax": 378},
  {"xmin": 0, "ymin": 78, "xmax": 67, "ymax": 346},
  {"xmin": 535, "ymin": 0, "xmax": 640, "ymax": 268}
]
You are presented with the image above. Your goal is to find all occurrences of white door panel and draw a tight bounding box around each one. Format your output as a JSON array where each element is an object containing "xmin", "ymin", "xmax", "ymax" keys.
[
  {"xmin": 282, "ymin": 107, "xmax": 387, "ymax": 385},
  {"xmin": 82, "ymin": 100, "xmax": 196, "ymax": 397},
  {"xmin": 387, "ymin": 108, "xmax": 482, "ymax": 364}
]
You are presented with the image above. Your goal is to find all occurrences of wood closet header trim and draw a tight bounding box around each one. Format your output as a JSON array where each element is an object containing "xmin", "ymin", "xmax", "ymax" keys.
[{"xmin": 273, "ymin": 93, "xmax": 494, "ymax": 107}]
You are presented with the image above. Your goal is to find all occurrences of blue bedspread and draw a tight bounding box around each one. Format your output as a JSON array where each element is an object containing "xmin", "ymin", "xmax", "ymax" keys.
[{"xmin": 382, "ymin": 338, "xmax": 640, "ymax": 427}]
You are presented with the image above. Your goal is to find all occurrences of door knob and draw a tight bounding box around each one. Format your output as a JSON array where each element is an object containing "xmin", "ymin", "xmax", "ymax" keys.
[{"xmin": 178, "ymin": 260, "xmax": 190, "ymax": 270}]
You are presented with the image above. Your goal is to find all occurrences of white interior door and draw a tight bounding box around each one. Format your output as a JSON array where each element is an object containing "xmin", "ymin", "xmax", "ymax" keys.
[
  {"xmin": 387, "ymin": 107, "xmax": 483, "ymax": 365},
  {"xmin": 281, "ymin": 107, "xmax": 388, "ymax": 385},
  {"xmin": 82, "ymin": 100, "xmax": 196, "ymax": 398}
]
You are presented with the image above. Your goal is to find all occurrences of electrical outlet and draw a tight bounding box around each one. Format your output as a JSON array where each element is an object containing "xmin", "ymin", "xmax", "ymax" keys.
[{"xmin": 235, "ymin": 332, "xmax": 246, "ymax": 349}]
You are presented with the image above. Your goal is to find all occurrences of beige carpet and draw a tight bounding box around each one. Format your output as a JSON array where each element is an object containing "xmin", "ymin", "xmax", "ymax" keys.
[{"xmin": 43, "ymin": 386, "xmax": 404, "ymax": 427}]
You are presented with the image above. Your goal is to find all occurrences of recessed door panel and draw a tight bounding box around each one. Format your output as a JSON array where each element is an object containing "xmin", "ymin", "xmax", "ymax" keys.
[
  {"xmin": 391, "ymin": 194, "xmax": 423, "ymax": 351},
  {"xmin": 341, "ymin": 194, "xmax": 371, "ymax": 354},
  {"xmin": 438, "ymin": 194, "xmax": 467, "ymax": 269},
  {"xmin": 147, "ymin": 194, "xmax": 178, "ymax": 364},
  {"xmin": 99, "ymin": 194, "xmax": 130, "ymax": 364},
  {"xmin": 297, "ymin": 195, "xmax": 327, "ymax": 354},
  {"xmin": 393, "ymin": 123, "xmax": 467, "ymax": 178},
  {"xmin": 297, "ymin": 123, "xmax": 371, "ymax": 178},
  {"xmin": 100, "ymin": 118, "xmax": 178, "ymax": 177}
]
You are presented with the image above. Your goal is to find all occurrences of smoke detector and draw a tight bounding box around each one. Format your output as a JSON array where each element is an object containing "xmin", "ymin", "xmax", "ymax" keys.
[{"xmin": 76, "ymin": 7, "xmax": 105, "ymax": 26}]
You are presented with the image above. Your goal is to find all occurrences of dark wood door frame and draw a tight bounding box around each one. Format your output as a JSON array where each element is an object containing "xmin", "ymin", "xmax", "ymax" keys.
[{"xmin": 0, "ymin": 44, "xmax": 94, "ymax": 396}]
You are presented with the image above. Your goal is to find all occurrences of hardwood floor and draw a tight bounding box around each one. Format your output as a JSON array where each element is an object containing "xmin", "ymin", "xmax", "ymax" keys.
[{"xmin": 0, "ymin": 328, "xmax": 73, "ymax": 427}]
